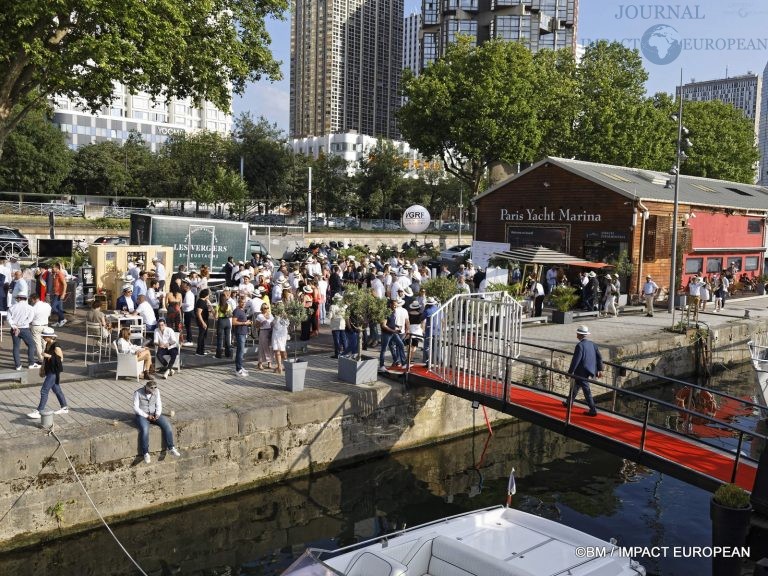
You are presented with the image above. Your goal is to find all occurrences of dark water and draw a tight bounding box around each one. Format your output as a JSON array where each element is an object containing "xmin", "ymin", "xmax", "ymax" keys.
[{"xmin": 0, "ymin": 364, "xmax": 763, "ymax": 576}]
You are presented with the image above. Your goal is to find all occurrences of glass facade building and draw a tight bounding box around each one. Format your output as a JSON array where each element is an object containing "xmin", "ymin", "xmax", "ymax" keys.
[
  {"xmin": 290, "ymin": 0, "xmax": 404, "ymax": 140},
  {"xmin": 420, "ymin": 0, "xmax": 578, "ymax": 69}
]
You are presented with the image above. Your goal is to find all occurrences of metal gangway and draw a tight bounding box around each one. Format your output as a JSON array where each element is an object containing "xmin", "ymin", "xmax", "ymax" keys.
[{"xmin": 410, "ymin": 293, "xmax": 766, "ymax": 493}]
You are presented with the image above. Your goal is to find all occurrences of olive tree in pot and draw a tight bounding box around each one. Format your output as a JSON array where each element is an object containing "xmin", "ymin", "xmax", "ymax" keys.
[
  {"xmin": 549, "ymin": 285, "xmax": 580, "ymax": 324},
  {"xmin": 710, "ymin": 483, "xmax": 752, "ymax": 576},
  {"xmin": 274, "ymin": 300, "xmax": 311, "ymax": 392},
  {"xmin": 338, "ymin": 286, "xmax": 389, "ymax": 385}
]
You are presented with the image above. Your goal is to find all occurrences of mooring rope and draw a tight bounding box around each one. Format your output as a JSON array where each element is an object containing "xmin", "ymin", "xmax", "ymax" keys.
[{"xmin": 50, "ymin": 430, "xmax": 149, "ymax": 576}]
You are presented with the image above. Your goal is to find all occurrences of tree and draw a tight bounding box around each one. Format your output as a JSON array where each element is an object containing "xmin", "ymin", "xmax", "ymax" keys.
[
  {"xmin": 311, "ymin": 153, "xmax": 351, "ymax": 215},
  {"xmin": 161, "ymin": 131, "xmax": 234, "ymax": 199},
  {"xmin": 0, "ymin": 105, "xmax": 72, "ymax": 195},
  {"xmin": 399, "ymin": 38, "xmax": 541, "ymax": 196},
  {"xmin": 231, "ymin": 113, "xmax": 292, "ymax": 211},
  {"xmin": 213, "ymin": 166, "xmax": 249, "ymax": 218},
  {"xmin": 572, "ymin": 41, "xmax": 668, "ymax": 170},
  {"xmin": 531, "ymin": 48, "xmax": 579, "ymax": 159},
  {"xmin": 356, "ymin": 139, "xmax": 407, "ymax": 218},
  {"xmin": 679, "ymin": 100, "xmax": 759, "ymax": 183},
  {"xmin": 65, "ymin": 142, "xmax": 131, "ymax": 197},
  {"xmin": 0, "ymin": 0, "xmax": 286, "ymax": 158}
]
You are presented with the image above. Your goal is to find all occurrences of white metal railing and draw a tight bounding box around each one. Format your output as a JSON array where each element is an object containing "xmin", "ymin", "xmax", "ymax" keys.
[
  {"xmin": 0, "ymin": 200, "xmax": 84, "ymax": 217},
  {"xmin": 425, "ymin": 292, "xmax": 522, "ymax": 392}
]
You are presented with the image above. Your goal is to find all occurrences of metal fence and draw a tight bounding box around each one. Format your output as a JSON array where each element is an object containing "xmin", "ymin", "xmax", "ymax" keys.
[{"xmin": 0, "ymin": 200, "xmax": 84, "ymax": 217}]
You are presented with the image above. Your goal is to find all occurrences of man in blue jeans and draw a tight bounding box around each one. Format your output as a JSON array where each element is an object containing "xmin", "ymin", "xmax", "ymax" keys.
[
  {"xmin": 232, "ymin": 296, "xmax": 252, "ymax": 377},
  {"xmin": 379, "ymin": 299, "xmax": 407, "ymax": 373},
  {"xmin": 8, "ymin": 293, "xmax": 39, "ymax": 370},
  {"xmin": 133, "ymin": 380, "xmax": 181, "ymax": 464}
]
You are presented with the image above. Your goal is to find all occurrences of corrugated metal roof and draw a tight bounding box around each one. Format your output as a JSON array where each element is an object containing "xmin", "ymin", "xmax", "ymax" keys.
[{"xmin": 475, "ymin": 157, "xmax": 768, "ymax": 212}]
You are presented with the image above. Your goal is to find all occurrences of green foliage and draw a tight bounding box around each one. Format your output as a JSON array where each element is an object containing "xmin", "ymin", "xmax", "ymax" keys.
[
  {"xmin": 65, "ymin": 142, "xmax": 131, "ymax": 196},
  {"xmin": 713, "ymin": 483, "xmax": 750, "ymax": 509},
  {"xmin": 400, "ymin": 38, "xmax": 540, "ymax": 196},
  {"xmin": 161, "ymin": 131, "xmax": 234, "ymax": 200},
  {"xmin": 548, "ymin": 285, "xmax": 580, "ymax": 312},
  {"xmin": 232, "ymin": 113, "xmax": 292, "ymax": 210},
  {"xmin": 487, "ymin": 282, "xmax": 524, "ymax": 300},
  {"xmin": 612, "ymin": 250, "xmax": 634, "ymax": 280},
  {"xmin": 273, "ymin": 299, "xmax": 308, "ymax": 360},
  {"xmin": 422, "ymin": 277, "xmax": 461, "ymax": 305},
  {"xmin": 0, "ymin": 0, "xmax": 286, "ymax": 156},
  {"xmin": 340, "ymin": 286, "xmax": 389, "ymax": 360},
  {"xmin": 356, "ymin": 139, "xmax": 408, "ymax": 218},
  {"xmin": 0, "ymin": 105, "xmax": 72, "ymax": 194},
  {"xmin": 338, "ymin": 247, "xmax": 367, "ymax": 263},
  {"xmin": 310, "ymin": 153, "xmax": 353, "ymax": 216},
  {"xmin": 679, "ymin": 100, "xmax": 760, "ymax": 183}
]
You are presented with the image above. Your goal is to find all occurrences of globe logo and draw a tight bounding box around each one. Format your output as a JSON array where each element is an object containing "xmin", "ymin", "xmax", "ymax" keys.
[{"xmin": 641, "ymin": 24, "xmax": 683, "ymax": 65}]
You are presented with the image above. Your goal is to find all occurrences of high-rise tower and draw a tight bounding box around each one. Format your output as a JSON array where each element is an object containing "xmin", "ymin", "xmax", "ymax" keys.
[
  {"xmin": 421, "ymin": 0, "xmax": 578, "ymax": 70},
  {"xmin": 290, "ymin": 0, "xmax": 404, "ymax": 139}
]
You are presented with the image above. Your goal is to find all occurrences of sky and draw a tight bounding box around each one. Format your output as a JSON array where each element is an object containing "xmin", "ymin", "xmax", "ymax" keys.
[{"xmin": 232, "ymin": 0, "xmax": 768, "ymax": 134}]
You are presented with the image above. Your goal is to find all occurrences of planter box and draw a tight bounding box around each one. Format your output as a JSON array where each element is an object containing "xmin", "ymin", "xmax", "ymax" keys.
[
  {"xmin": 284, "ymin": 359, "xmax": 307, "ymax": 392},
  {"xmin": 674, "ymin": 294, "xmax": 687, "ymax": 309},
  {"xmin": 551, "ymin": 310, "xmax": 574, "ymax": 324},
  {"xmin": 338, "ymin": 355, "xmax": 379, "ymax": 385},
  {"xmin": 710, "ymin": 498, "xmax": 752, "ymax": 576}
]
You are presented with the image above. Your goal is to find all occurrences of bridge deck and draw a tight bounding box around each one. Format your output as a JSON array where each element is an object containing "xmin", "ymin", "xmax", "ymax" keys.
[{"xmin": 396, "ymin": 365, "xmax": 758, "ymax": 493}]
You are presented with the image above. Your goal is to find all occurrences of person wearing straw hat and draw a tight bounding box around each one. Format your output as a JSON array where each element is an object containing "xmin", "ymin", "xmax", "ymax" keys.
[
  {"xmin": 641, "ymin": 275, "xmax": 659, "ymax": 317},
  {"xmin": 27, "ymin": 326, "xmax": 68, "ymax": 419},
  {"xmin": 563, "ymin": 325, "xmax": 603, "ymax": 417},
  {"xmin": 9, "ymin": 293, "xmax": 38, "ymax": 371},
  {"xmin": 422, "ymin": 296, "xmax": 439, "ymax": 365}
]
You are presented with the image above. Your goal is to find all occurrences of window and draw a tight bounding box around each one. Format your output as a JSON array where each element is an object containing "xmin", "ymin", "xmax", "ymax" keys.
[
  {"xmin": 685, "ymin": 258, "xmax": 703, "ymax": 274},
  {"xmin": 745, "ymin": 256, "xmax": 759, "ymax": 271},
  {"xmin": 706, "ymin": 257, "xmax": 722, "ymax": 273},
  {"xmin": 727, "ymin": 257, "xmax": 743, "ymax": 271},
  {"xmin": 748, "ymin": 219, "xmax": 762, "ymax": 233}
]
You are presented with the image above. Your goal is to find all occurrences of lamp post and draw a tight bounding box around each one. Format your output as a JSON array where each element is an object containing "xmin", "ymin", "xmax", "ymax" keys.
[
  {"xmin": 668, "ymin": 70, "xmax": 684, "ymax": 316},
  {"xmin": 458, "ymin": 188, "xmax": 464, "ymax": 245},
  {"xmin": 307, "ymin": 167, "xmax": 312, "ymax": 234}
]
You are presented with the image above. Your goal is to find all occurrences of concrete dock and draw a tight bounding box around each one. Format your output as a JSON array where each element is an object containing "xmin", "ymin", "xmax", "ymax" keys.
[{"xmin": 1, "ymin": 294, "xmax": 767, "ymax": 549}]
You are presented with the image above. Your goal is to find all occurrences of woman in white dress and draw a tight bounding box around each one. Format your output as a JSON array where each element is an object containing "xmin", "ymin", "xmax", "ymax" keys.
[
  {"xmin": 255, "ymin": 303, "xmax": 274, "ymax": 369},
  {"xmin": 271, "ymin": 312, "xmax": 290, "ymax": 374}
]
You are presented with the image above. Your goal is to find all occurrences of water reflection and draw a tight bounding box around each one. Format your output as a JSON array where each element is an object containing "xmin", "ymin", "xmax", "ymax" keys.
[{"xmin": 0, "ymin": 364, "xmax": 761, "ymax": 576}]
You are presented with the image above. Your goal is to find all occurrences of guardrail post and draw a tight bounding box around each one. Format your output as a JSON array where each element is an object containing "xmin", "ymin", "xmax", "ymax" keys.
[
  {"xmin": 639, "ymin": 400, "xmax": 651, "ymax": 452},
  {"xmin": 731, "ymin": 432, "xmax": 745, "ymax": 483}
]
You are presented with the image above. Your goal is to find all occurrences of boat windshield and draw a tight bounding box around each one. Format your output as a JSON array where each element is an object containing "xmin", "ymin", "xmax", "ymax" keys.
[{"xmin": 281, "ymin": 550, "xmax": 342, "ymax": 576}]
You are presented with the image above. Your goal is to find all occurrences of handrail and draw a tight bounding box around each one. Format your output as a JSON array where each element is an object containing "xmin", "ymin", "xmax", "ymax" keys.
[
  {"xmin": 424, "ymin": 339, "xmax": 766, "ymax": 485},
  {"xmin": 520, "ymin": 340, "xmax": 768, "ymax": 413}
]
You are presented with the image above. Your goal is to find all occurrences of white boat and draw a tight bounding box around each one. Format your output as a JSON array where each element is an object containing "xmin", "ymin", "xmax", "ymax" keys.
[
  {"xmin": 747, "ymin": 340, "xmax": 768, "ymax": 406},
  {"xmin": 281, "ymin": 505, "xmax": 646, "ymax": 576}
]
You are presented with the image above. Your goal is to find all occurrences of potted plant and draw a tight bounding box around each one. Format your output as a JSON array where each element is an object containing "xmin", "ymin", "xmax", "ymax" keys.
[
  {"xmin": 612, "ymin": 250, "xmax": 633, "ymax": 306},
  {"xmin": 710, "ymin": 483, "xmax": 752, "ymax": 576},
  {"xmin": 549, "ymin": 285, "xmax": 580, "ymax": 324},
  {"xmin": 338, "ymin": 286, "xmax": 389, "ymax": 385},
  {"xmin": 421, "ymin": 277, "xmax": 461, "ymax": 305},
  {"xmin": 755, "ymin": 274, "xmax": 768, "ymax": 296},
  {"xmin": 274, "ymin": 299, "xmax": 311, "ymax": 392}
]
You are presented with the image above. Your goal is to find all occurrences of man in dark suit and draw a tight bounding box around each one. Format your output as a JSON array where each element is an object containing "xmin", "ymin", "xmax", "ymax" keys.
[{"xmin": 564, "ymin": 325, "xmax": 603, "ymax": 416}]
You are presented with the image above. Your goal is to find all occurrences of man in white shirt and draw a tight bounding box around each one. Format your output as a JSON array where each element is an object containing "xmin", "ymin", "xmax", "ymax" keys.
[
  {"xmin": 687, "ymin": 275, "xmax": 705, "ymax": 322},
  {"xmin": 457, "ymin": 276, "xmax": 471, "ymax": 294},
  {"xmin": 641, "ymin": 275, "xmax": 660, "ymax": 317},
  {"xmin": 9, "ymin": 294, "xmax": 38, "ymax": 370},
  {"xmin": 371, "ymin": 272, "xmax": 386, "ymax": 300},
  {"xmin": 181, "ymin": 280, "xmax": 196, "ymax": 345},
  {"xmin": 136, "ymin": 294, "xmax": 157, "ymax": 333},
  {"xmin": 133, "ymin": 380, "xmax": 181, "ymax": 464},
  {"xmin": 29, "ymin": 293, "xmax": 52, "ymax": 362},
  {"xmin": 528, "ymin": 277, "xmax": 545, "ymax": 317},
  {"xmin": 9, "ymin": 270, "xmax": 29, "ymax": 307},
  {"xmin": 152, "ymin": 257, "xmax": 166, "ymax": 291},
  {"xmin": 154, "ymin": 318, "xmax": 179, "ymax": 378}
]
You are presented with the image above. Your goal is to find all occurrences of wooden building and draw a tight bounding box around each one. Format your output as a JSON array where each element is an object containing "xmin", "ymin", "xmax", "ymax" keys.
[{"xmin": 473, "ymin": 157, "xmax": 768, "ymax": 295}]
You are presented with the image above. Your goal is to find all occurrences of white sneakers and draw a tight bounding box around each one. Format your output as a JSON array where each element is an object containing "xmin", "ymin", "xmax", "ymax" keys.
[
  {"xmin": 29, "ymin": 363, "xmax": 41, "ymax": 369},
  {"xmin": 144, "ymin": 448, "xmax": 180, "ymax": 463},
  {"xmin": 237, "ymin": 368, "xmax": 249, "ymax": 377},
  {"xmin": 182, "ymin": 342, "xmax": 194, "ymax": 347},
  {"xmin": 56, "ymin": 319, "xmax": 67, "ymax": 327},
  {"xmin": 27, "ymin": 407, "xmax": 68, "ymax": 418},
  {"xmin": 54, "ymin": 406, "xmax": 69, "ymax": 415},
  {"xmin": 27, "ymin": 410, "xmax": 41, "ymax": 419}
]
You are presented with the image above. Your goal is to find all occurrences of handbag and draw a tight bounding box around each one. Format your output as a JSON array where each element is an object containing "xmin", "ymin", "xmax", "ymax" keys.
[{"xmin": 39, "ymin": 365, "xmax": 45, "ymax": 378}]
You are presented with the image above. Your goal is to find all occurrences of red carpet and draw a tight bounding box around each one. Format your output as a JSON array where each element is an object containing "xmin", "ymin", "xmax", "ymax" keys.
[{"xmin": 397, "ymin": 365, "xmax": 758, "ymax": 491}]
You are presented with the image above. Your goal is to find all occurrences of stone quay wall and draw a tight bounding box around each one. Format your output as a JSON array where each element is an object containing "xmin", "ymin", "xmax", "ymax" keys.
[{"xmin": 0, "ymin": 383, "xmax": 510, "ymax": 550}]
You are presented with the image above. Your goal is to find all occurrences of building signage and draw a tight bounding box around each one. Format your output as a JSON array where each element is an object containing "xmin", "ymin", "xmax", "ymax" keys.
[
  {"xmin": 500, "ymin": 207, "xmax": 602, "ymax": 222},
  {"xmin": 585, "ymin": 231, "xmax": 629, "ymax": 241},
  {"xmin": 402, "ymin": 205, "xmax": 431, "ymax": 233},
  {"xmin": 157, "ymin": 126, "xmax": 186, "ymax": 136}
]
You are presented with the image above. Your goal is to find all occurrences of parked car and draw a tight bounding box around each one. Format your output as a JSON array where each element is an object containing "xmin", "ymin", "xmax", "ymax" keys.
[
  {"xmin": 439, "ymin": 244, "xmax": 471, "ymax": 262},
  {"xmin": 439, "ymin": 222, "xmax": 471, "ymax": 232},
  {"xmin": 371, "ymin": 219, "xmax": 402, "ymax": 230},
  {"xmin": 93, "ymin": 236, "xmax": 129, "ymax": 245},
  {"xmin": 0, "ymin": 226, "xmax": 31, "ymax": 257}
]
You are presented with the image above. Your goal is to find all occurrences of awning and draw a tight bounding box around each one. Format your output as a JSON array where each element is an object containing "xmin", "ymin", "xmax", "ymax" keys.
[{"xmin": 492, "ymin": 246, "xmax": 613, "ymax": 268}]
